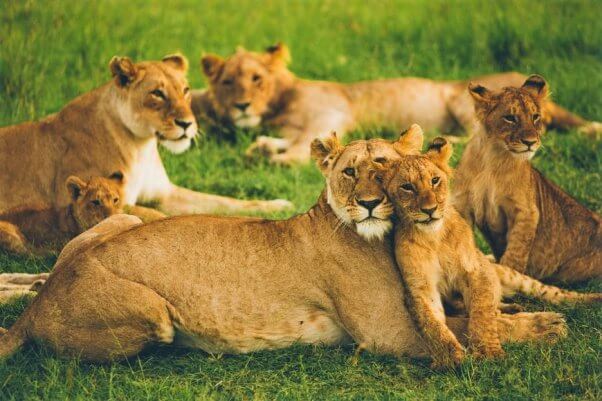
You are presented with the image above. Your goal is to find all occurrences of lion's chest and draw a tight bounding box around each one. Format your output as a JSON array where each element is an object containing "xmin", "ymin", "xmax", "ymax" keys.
[
  {"xmin": 469, "ymin": 172, "xmax": 507, "ymax": 235},
  {"xmin": 122, "ymin": 140, "xmax": 171, "ymax": 205}
]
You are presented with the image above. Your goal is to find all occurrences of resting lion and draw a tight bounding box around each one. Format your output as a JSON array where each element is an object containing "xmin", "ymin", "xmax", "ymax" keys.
[
  {"xmin": 0, "ymin": 54, "xmax": 291, "ymax": 218},
  {"xmin": 0, "ymin": 173, "xmax": 124, "ymax": 254},
  {"xmin": 192, "ymin": 43, "xmax": 601, "ymax": 164},
  {"xmin": 0, "ymin": 133, "xmax": 566, "ymax": 362}
]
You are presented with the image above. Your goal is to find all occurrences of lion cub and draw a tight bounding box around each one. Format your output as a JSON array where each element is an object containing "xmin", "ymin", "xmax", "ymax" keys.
[
  {"xmin": 0, "ymin": 173, "xmax": 125, "ymax": 254},
  {"xmin": 382, "ymin": 138, "xmax": 504, "ymax": 367},
  {"xmin": 382, "ymin": 135, "xmax": 601, "ymax": 368},
  {"xmin": 454, "ymin": 75, "xmax": 601, "ymax": 283}
]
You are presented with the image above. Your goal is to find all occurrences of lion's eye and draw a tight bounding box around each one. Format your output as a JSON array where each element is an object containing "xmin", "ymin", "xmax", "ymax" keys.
[
  {"xmin": 91, "ymin": 199, "xmax": 101, "ymax": 206},
  {"xmin": 432, "ymin": 176, "xmax": 440, "ymax": 186},
  {"xmin": 113, "ymin": 197, "xmax": 119, "ymax": 204},
  {"xmin": 503, "ymin": 114, "xmax": 517, "ymax": 124},
  {"xmin": 183, "ymin": 87, "xmax": 190, "ymax": 95},
  {"xmin": 374, "ymin": 157, "xmax": 387, "ymax": 164},
  {"xmin": 222, "ymin": 78, "xmax": 233, "ymax": 85},
  {"xmin": 343, "ymin": 167, "xmax": 355, "ymax": 177},
  {"xmin": 532, "ymin": 113, "xmax": 540, "ymax": 123},
  {"xmin": 150, "ymin": 89, "xmax": 166, "ymax": 100},
  {"xmin": 400, "ymin": 183, "xmax": 415, "ymax": 192},
  {"xmin": 252, "ymin": 74, "xmax": 262, "ymax": 83}
]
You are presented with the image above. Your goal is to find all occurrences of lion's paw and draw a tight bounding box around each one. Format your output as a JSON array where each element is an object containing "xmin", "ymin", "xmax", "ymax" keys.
[
  {"xmin": 263, "ymin": 199, "xmax": 294, "ymax": 212},
  {"xmin": 578, "ymin": 121, "xmax": 602, "ymax": 138}
]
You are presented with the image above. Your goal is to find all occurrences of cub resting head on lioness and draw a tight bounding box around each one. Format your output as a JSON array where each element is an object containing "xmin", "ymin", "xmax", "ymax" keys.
[
  {"xmin": 0, "ymin": 131, "xmax": 566, "ymax": 363},
  {"xmin": 380, "ymin": 131, "xmax": 601, "ymax": 368},
  {"xmin": 192, "ymin": 43, "xmax": 601, "ymax": 164},
  {"xmin": 454, "ymin": 75, "xmax": 601, "ymax": 284}
]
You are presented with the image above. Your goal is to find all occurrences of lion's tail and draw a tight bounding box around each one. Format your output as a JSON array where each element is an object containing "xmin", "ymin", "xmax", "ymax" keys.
[{"xmin": 494, "ymin": 263, "xmax": 602, "ymax": 305}]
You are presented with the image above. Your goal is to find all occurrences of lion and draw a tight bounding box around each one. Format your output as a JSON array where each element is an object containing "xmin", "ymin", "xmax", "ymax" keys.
[
  {"xmin": 192, "ymin": 43, "xmax": 601, "ymax": 164},
  {"xmin": 453, "ymin": 75, "xmax": 602, "ymax": 284},
  {"xmin": 381, "ymin": 133, "xmax": 601, "ymax": 368},
  {"xmin": 0, "ymin": 132, "xmax": 566, "ymax": 363},
  {"xmin": 0, "ymin": 54, "xmax": 292, "ymax": 219},
  {"xmin": 0, "ymin": 173, "xmax": 125, "ymax": 254}
]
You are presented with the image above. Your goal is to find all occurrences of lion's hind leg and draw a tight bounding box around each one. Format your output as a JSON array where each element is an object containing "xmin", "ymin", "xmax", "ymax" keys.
[
  {"xmin": 23, "ymin": 262, "xmax": 176, "ymax": 361},
  {"xmin": 555, "ymin": 250, "xmax": 602, "ymax": 285}
]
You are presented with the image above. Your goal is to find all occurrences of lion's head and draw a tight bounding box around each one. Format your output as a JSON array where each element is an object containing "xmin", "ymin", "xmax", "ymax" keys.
[
  {"xmin": 382, "ymin": 137, "xmax": 453, "ymax": 233},
  {"xmin": 109, "ymin": 54, "xmax": 197, "ymax": 154},
  {"xmin": 310, "ymin": 124, "xmax": 425, "ymax": 241},
  {"xmin": 469, "ymin": 75, "xmax": 548, "ymax": 160},
  {"xmin": 66, "ymin": 173, "xmax": 124, "ymax": 231},
  {"xmin": 200, "ymin": 43, "xmax": 293, "ymax": 128}
]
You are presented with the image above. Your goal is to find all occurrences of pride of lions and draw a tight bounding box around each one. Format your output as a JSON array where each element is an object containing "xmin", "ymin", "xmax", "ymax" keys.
[{"xmin": 0, "ymin": 44, "xmax": 600, "ymax": 369}]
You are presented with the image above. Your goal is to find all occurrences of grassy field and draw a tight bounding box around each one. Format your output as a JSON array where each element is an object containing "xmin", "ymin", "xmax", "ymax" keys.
[{"xmin": 1, "ymin": 0, "xmax": 601, "ymax": 399}]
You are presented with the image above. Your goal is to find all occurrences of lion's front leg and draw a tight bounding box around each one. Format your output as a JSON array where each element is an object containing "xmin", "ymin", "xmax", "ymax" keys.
[
  {"xmin": 245, "ymin": 136, "xmax": 291, "ymax": 158},
  {"xmin": 463, "ymin": 268, "xmax": 504, "ymax": 359},
  {"xmin": 158, "ymin": 184, "xmax": 293, "ymax": 215}
]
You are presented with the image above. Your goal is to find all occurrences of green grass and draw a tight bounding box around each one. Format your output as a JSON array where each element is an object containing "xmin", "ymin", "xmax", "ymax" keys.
[{"xmin": 1, "ymin": 0, "xmax": 601, "ymax": 399}]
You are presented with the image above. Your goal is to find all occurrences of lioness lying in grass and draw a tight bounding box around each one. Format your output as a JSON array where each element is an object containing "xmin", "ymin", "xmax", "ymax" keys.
[{"xmin": 0, "ymin": 132, "xmax": 566, "ymax": 363}]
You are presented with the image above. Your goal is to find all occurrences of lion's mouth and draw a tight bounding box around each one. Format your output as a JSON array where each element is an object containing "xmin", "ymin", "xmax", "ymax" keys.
[
  {"xmin": 156, "ymin": 132, "xmax": 188, "ymax": 142},
  {"xmin": 508, "ymin": 147, "xmax": 537, "ymax": 160},
  {"xmin": 357, "ymin": 216, "xmax": 386, "ymax": 223},
  {"xmin": 416, "ymin": 217, "xmax": 440, "ymax": 225}
]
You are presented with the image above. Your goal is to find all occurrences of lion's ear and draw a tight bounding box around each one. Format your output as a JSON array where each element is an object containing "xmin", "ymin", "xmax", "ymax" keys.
[
  {"xmin": 310, "ymin": 131, "xmax": 342, "ymax": 174},
  {"xmin": 109, "ymin": 56, "xmax": 138, "ymax": 87},
  {"xmin": 66, "ymin": 176, "xmax": 87, "ymax": 201},
  {"xmin": 521, "ymin": 74, "xmax": 548, "ymax": 99},
  {"xmin": 162, "ymin": 53, "xmax": 189, "ymax": 72},
  {"xmin": 265, "ymin": 42, "xmax": 291, "ymax": 67},
  {"xmin": 201, "ymin": 54, "xmax": 225, "ymax": 81},
  {"xmin": 394, "ymin": 124, "xmax": 424, "ymax": 155},
  {"xmin": 468, "ymin": 82, "xmax": 493, "ymax": 105},
  {"xmin": 426, "ymin": 137, "xmax": 453, "ymax": 174},
  {"xmin": 108, "ymin": 171, "xmax": 124, "ymax": 183}
]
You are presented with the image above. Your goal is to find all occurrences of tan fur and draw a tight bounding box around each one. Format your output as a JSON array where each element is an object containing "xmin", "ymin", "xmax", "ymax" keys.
[
  {"xmin": 192, "ymin": 44, "xmax": 601, "ymax": 164},
  {"xmin": 0, "ymin": 136, "xmax": 567, "ymax": 362},
  {"xmin": 0, "ymin": 55, "xmax": 292, "ymax": 217},
  {"xmin": 384, "ymin": 136, "xmax": 600, "ymax": 368},
  {"xmin": 454, "ymin": 76, "xmax": 602, "ymax": 283},
  {"xmin": 0, "ymin": 174, "xmax": 124, "ymax": 254}
]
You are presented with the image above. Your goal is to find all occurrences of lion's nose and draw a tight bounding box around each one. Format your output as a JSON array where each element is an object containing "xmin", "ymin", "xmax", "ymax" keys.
[
  {"xmin": 357, "ymin": 198, "xmax": 383, "ymax": 212},
  {"xmin": 234, "ymin": 102, "xmax": 251, "ymax": 112},
  {"xmin": 421, "ymin": 206, "xmax": 437, "ymax": 216},
  {"xmin": 521, "ymin": 139, "xmax": 537, "ymax": 148},
  {"xmin": 175, "ymin": 119, "xmax": 193, "ymax": 130}
]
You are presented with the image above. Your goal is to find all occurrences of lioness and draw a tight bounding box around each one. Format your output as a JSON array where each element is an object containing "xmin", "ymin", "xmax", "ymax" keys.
[
  {"xmin": 382, "ymin": 135, "xmax": 601, "ymax": 368},
  {"xmin": 0, "ymin": 132, "xmax": 566, "ymax": 362},
  {"xmin": 0, "ymin": 173, "xmax": 124, "ymax": 254},
  {"xmin": 454, "ymin": 75, "xmax": 601, "ymax": 283},
  {"xmin": 192, "ymin": 43, "xmax": 601, "ymax": 164},
  {"xmin": 0, "ymin": 54, "xmax": 291, "ymax": 217}
]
